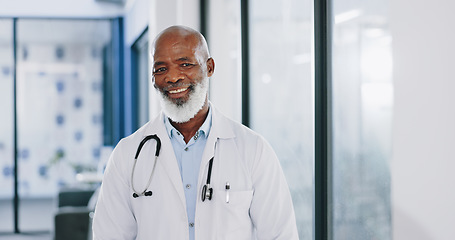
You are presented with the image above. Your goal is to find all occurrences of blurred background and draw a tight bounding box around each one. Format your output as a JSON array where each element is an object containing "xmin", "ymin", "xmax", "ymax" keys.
[{"xmin": 0, "ymin": 0, "xmax": 453, "ymax": 239}]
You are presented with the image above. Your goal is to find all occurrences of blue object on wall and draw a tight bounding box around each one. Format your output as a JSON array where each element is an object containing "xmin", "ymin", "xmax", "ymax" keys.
[
  {"xmin": 92, "ymin": 82, "xmax": 102, "ymax": 92},
  {"xmin": 56, "ymin": 148, "xmax": 65, "ymax": 157},
  {"xmin": 3, "ymin": 166, "xmax": 13, "ymax": 177},
  {"xmin": 74, "ymin": 131, "xmax": 83, "ymax": 142},
  {"xmin": 56, "ymin": 114, "xmax": 65, "ymax": 125},
  {"xmin": 58, "ymin": 179, "xmax": 66, "ymax": 188},
  {"xmin": 20, "ymin": 149, "xmax": 29, "ymax": 160},
  {"xmin": 92, "ymin": 114, "xmax": 101, "ymax": 125},
  {"xmin": 23, "ymin": 46, "xmax": 28, "ymax": 60},
  {"xmin": 2, "ymin": 66, "xmax": 10, "ymax": 76},
  {"xmin": 56, "ymin": 46, "xmax": 65, "ymax": 60},
  {"xmin": 38, "ymin": 165, "xmax": 48, "ymax": 177},
  {"xmin": 74, "ymin": 97, "xmax": 83, "ymax": 109},
  {"xmin": 91, "ymin": 47, "xmax": 99, "ymax": 59},
  {"xmin": 56, "ymin": 80, "xmax": 65, "ymax": 93},
  {"xmin": 92, "ymin": 147, "xmax": 101, "ymax": 158}
]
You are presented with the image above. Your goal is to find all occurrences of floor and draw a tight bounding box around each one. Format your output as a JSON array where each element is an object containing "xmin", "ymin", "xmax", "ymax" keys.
[
  {"xmin": 0, "ymin": 198, "xmax": 55, "ymax": 240},
  {"xmin": 0, "ymin": 232, "xmax": 51, "ymax": 240}
]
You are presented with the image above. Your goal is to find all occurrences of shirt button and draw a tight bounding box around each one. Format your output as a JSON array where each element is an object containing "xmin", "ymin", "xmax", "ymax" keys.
[
  {"xmin": 184, "ymin": 147, "xmax": 188, "ymax": 151},
  {"xmin": 189, "ymin": 222, "xmax": 194, "ymax": 228},
  {"xmin": 194, "ymin": 132, "xmax": 199, "ymax": 140},
  {"xmin": 186, "ymin": 184, "xmax": 191, "ymax": 189}
]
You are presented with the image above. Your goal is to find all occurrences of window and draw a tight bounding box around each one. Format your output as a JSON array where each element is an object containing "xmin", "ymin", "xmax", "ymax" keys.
[
  {"xmin": 249, "ymin": 0, "xmax": 314, "ymax": 238},
  {"xmin": 208, "ymin": 0, "xmax": 314, "ymax": 237},
  {"xmin": 206, "ymin": 0, "xmax": 393, "ymax": 239},
  {"xmin": 0, "ymin": 18, "xmax": 113, "ymax": 232},
  {"xmin": 331, "ymin": 0, "xmax": 393, "ymax": 239},
  {"xmin": 207, "ymin": 0, "xmax": 242, "ymax": 122}
]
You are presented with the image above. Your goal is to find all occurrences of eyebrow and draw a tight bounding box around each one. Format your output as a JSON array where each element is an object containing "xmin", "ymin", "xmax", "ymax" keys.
[
  {"xmin": 153, "ymin": 57, "xmax": 194, "ymax": 67},
  {"xmin": 176, "ymin": 57, "xmax": 191, "ymax": 62},
  {"xmin": 153, "ymin": 61, "xmax": 165, "ymax": 67}
]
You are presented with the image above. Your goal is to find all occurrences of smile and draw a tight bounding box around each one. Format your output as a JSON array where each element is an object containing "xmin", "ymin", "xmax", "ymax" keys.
[{"xmin": 168, "ymin": 87, "xmax": 188, "ymax": 94}]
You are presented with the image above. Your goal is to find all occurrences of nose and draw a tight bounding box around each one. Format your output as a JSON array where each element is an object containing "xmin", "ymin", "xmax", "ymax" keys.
[{"xmin": 165, "ymin": 67, "xmax": 184, "ymax": 83}]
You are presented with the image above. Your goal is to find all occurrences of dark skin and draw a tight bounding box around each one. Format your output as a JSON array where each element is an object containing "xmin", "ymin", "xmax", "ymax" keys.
[{"xmin": 152, "ymin": 26, "xmax": 215, "ymax": 143}]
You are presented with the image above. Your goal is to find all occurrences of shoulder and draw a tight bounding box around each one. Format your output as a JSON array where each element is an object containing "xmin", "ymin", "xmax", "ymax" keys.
[
  {"xmin": 107, "ymin": 115, "xmax": 164, "ymax": 175},
  {"xmin": 118, "ymin": 115, "xmax": 162, "ymax": 147},
  {"xmin": 112, "ymin": 114, "xmax": 163, "ymax": 160},
  {"xmin": 212, "ymin": 108, "xmax": 273, "ymax": 155}
]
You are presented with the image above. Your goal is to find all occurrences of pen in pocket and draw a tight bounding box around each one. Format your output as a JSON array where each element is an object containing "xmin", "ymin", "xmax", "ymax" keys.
[{"xmin": 225, "ymin": 182, "xmax": 230, "ymax": 203}]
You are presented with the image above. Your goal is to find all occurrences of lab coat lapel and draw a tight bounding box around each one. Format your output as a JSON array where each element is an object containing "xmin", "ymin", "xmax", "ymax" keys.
[
  {"xmin": 146, "ymin": 113, "xmax": 186, "ymax": 208},
  {"xmin": 199, "ymin": 105, "xmax": 236, "ymax": 175}
]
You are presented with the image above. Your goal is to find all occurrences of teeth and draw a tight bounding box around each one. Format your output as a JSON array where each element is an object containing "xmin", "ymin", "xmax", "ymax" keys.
[{"xmin": 169, "ymin": 88, "xmax": 188, "ymax": 94}]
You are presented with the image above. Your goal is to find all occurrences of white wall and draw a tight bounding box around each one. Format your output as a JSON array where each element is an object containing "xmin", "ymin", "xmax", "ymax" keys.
[
  {"xmin": 391, "ymin": 0, "xmax": 455, "ymax": 239},
  {"xmin": 0, "ymin": 0, "xmax": 123, "ymax": 18},
  {"xmin": 124, "ymin": 0, "xmax": 149, "ymax": 46},
  {"xmin": 206, "ymin": 1, "xmax": 242, "ymax": 123}
]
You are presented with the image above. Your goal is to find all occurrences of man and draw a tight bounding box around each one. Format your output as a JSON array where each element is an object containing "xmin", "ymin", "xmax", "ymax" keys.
[{"xmin": 93, "ymin": 25, "xmax": 298, "ymax": 240}]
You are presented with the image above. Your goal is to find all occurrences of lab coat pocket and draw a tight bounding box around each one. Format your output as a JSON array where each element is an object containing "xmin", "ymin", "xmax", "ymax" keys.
[{"xmin": 214, "ymin": 189, "xmax": 254, "ymax": 239}]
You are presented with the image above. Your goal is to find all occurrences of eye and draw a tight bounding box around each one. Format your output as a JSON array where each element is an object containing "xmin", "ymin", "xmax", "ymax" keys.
[
  {"xmin": 153, "ymin": 67, "xmax": 167, "ymax": 75},
  {"xmin": 181, "ymin": 63, "xmax": 194, "ymax": 67}
]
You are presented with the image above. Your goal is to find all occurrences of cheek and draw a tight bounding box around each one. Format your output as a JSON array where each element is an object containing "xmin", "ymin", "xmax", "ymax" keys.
[
  {"xmin": 152, "ymin": 78, "xmax": 166, "ymax": 93},
  {"xmin": 187, "ymin": 70, "xmax": 205, "ymax": 82},
  {"xmin": 152, "ymin": 75, "xmax": 164, "ymax": 86}
]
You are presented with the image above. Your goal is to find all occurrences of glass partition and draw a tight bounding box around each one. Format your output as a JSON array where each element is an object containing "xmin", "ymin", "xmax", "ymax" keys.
[
  {"xmin": 249, "ymin": 0, "xmax": 314, "ymax": 238},
  {"xmin": 15, "ymin": 19, "xmax": 112, "ymax": 231},
  {"xmin": 331, "ymin": 0, "xmax": 393, "ymax": 239},
  {"xmin": 207, "ymin": 0, "xmax": 242, "ymax": 122}
]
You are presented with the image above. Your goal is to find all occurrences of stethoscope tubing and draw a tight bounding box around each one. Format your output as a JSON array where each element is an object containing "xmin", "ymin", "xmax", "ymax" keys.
[
  {"xmin": 201, "ymin": 157, "xmax": 214, "ymax": 202},
  {"xmin": 131, "ymin": 134, "xmax": 216, "ymax": 201},
  {"xmin": 131, "ymin": 134, "xmax": 161, "ymax": 198}
]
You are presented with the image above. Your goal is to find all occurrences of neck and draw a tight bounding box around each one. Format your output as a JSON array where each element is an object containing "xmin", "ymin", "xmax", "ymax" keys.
[{"xmin": 170, "ymin": 100, "xmax": 209, "ymax": 143}]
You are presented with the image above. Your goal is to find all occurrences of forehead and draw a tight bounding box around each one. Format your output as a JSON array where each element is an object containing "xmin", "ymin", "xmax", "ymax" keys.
[{"xmin": 153, "ymin": 34, "xmax": 199, "ymax": 63}]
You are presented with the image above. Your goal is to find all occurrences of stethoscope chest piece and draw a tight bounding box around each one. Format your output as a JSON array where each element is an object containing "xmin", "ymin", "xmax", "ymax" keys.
[
  {"xmin": 133, "ymin": 191, "xmax": 153, "ymax": 198},
  {"xmin": 201, "ymin": 184, "xmax": 212, "ymax": 201},
  {"xmin": 201, "ymin": 157, "xmax": 214, "ymax": 202}
]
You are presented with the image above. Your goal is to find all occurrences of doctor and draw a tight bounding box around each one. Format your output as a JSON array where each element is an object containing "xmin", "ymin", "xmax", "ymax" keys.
[{"xmin": 93, "ymin": 25, "xmax": 298, "ymax": 240}]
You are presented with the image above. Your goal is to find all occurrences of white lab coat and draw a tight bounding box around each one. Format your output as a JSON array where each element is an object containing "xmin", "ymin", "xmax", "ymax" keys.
[{"xmin": 93, "ymin": 105, "xmax": 299, "ymax": 240}]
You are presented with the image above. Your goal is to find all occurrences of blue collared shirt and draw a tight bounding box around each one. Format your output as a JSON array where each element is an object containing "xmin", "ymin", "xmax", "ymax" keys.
[{"xmin": 164, "ymin": 108, "xmax": 212, "ymax": 240}]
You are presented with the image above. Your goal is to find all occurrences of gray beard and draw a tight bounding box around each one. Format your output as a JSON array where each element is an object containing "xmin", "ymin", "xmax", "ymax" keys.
[{"xmin": 157, "ymin": 77, "xmax": 209, "ymax": 123}]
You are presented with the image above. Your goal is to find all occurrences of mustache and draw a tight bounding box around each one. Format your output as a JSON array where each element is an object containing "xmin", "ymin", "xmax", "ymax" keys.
[
  {"xmin": 154, "ymin": 83, "xmax": 194, "ymax": 93},
  {"xmin": 162, "ymin": 83, "xmax": 193, "ymax": 92}
]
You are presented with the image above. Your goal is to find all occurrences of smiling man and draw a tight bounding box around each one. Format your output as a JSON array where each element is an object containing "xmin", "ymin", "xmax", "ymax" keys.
[
  {"xmin": 152, "ymin": 26, "xmax": 214, "ymax": 139},
  {"xmin": 93, "ymin": 25, "xmax": 298, "ymax": 240}
]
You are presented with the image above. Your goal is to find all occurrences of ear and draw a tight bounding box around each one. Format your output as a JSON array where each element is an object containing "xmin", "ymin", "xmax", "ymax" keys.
[{"xmin": 206, "ymin": 58, "xmax": 215, "ymax": 77}]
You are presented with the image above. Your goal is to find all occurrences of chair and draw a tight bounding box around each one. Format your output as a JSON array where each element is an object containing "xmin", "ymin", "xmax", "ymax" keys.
[{"xmin": 54, "ymin": 188, "xmax": 97, "ymax": 240}]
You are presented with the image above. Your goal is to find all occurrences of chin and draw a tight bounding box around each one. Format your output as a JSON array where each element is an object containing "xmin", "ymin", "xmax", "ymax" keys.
[{"xmin": 158, "ymin": 78, "xmax": 209, "ymax": 123}]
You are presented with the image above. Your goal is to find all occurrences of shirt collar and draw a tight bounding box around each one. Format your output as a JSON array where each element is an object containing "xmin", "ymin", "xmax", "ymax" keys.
[{"xmin": 164, "ymin": 106, "xmax": 212, "ymax": 139}]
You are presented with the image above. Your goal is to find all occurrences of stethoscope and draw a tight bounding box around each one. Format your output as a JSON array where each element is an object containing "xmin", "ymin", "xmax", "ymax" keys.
[
  {"xmin": 131, "ymin": 134, "xmax": 161, "ymax": 198},
  {"xmin": 131, "ymin": 134, "xmax": 214, "ymax": 202}
]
